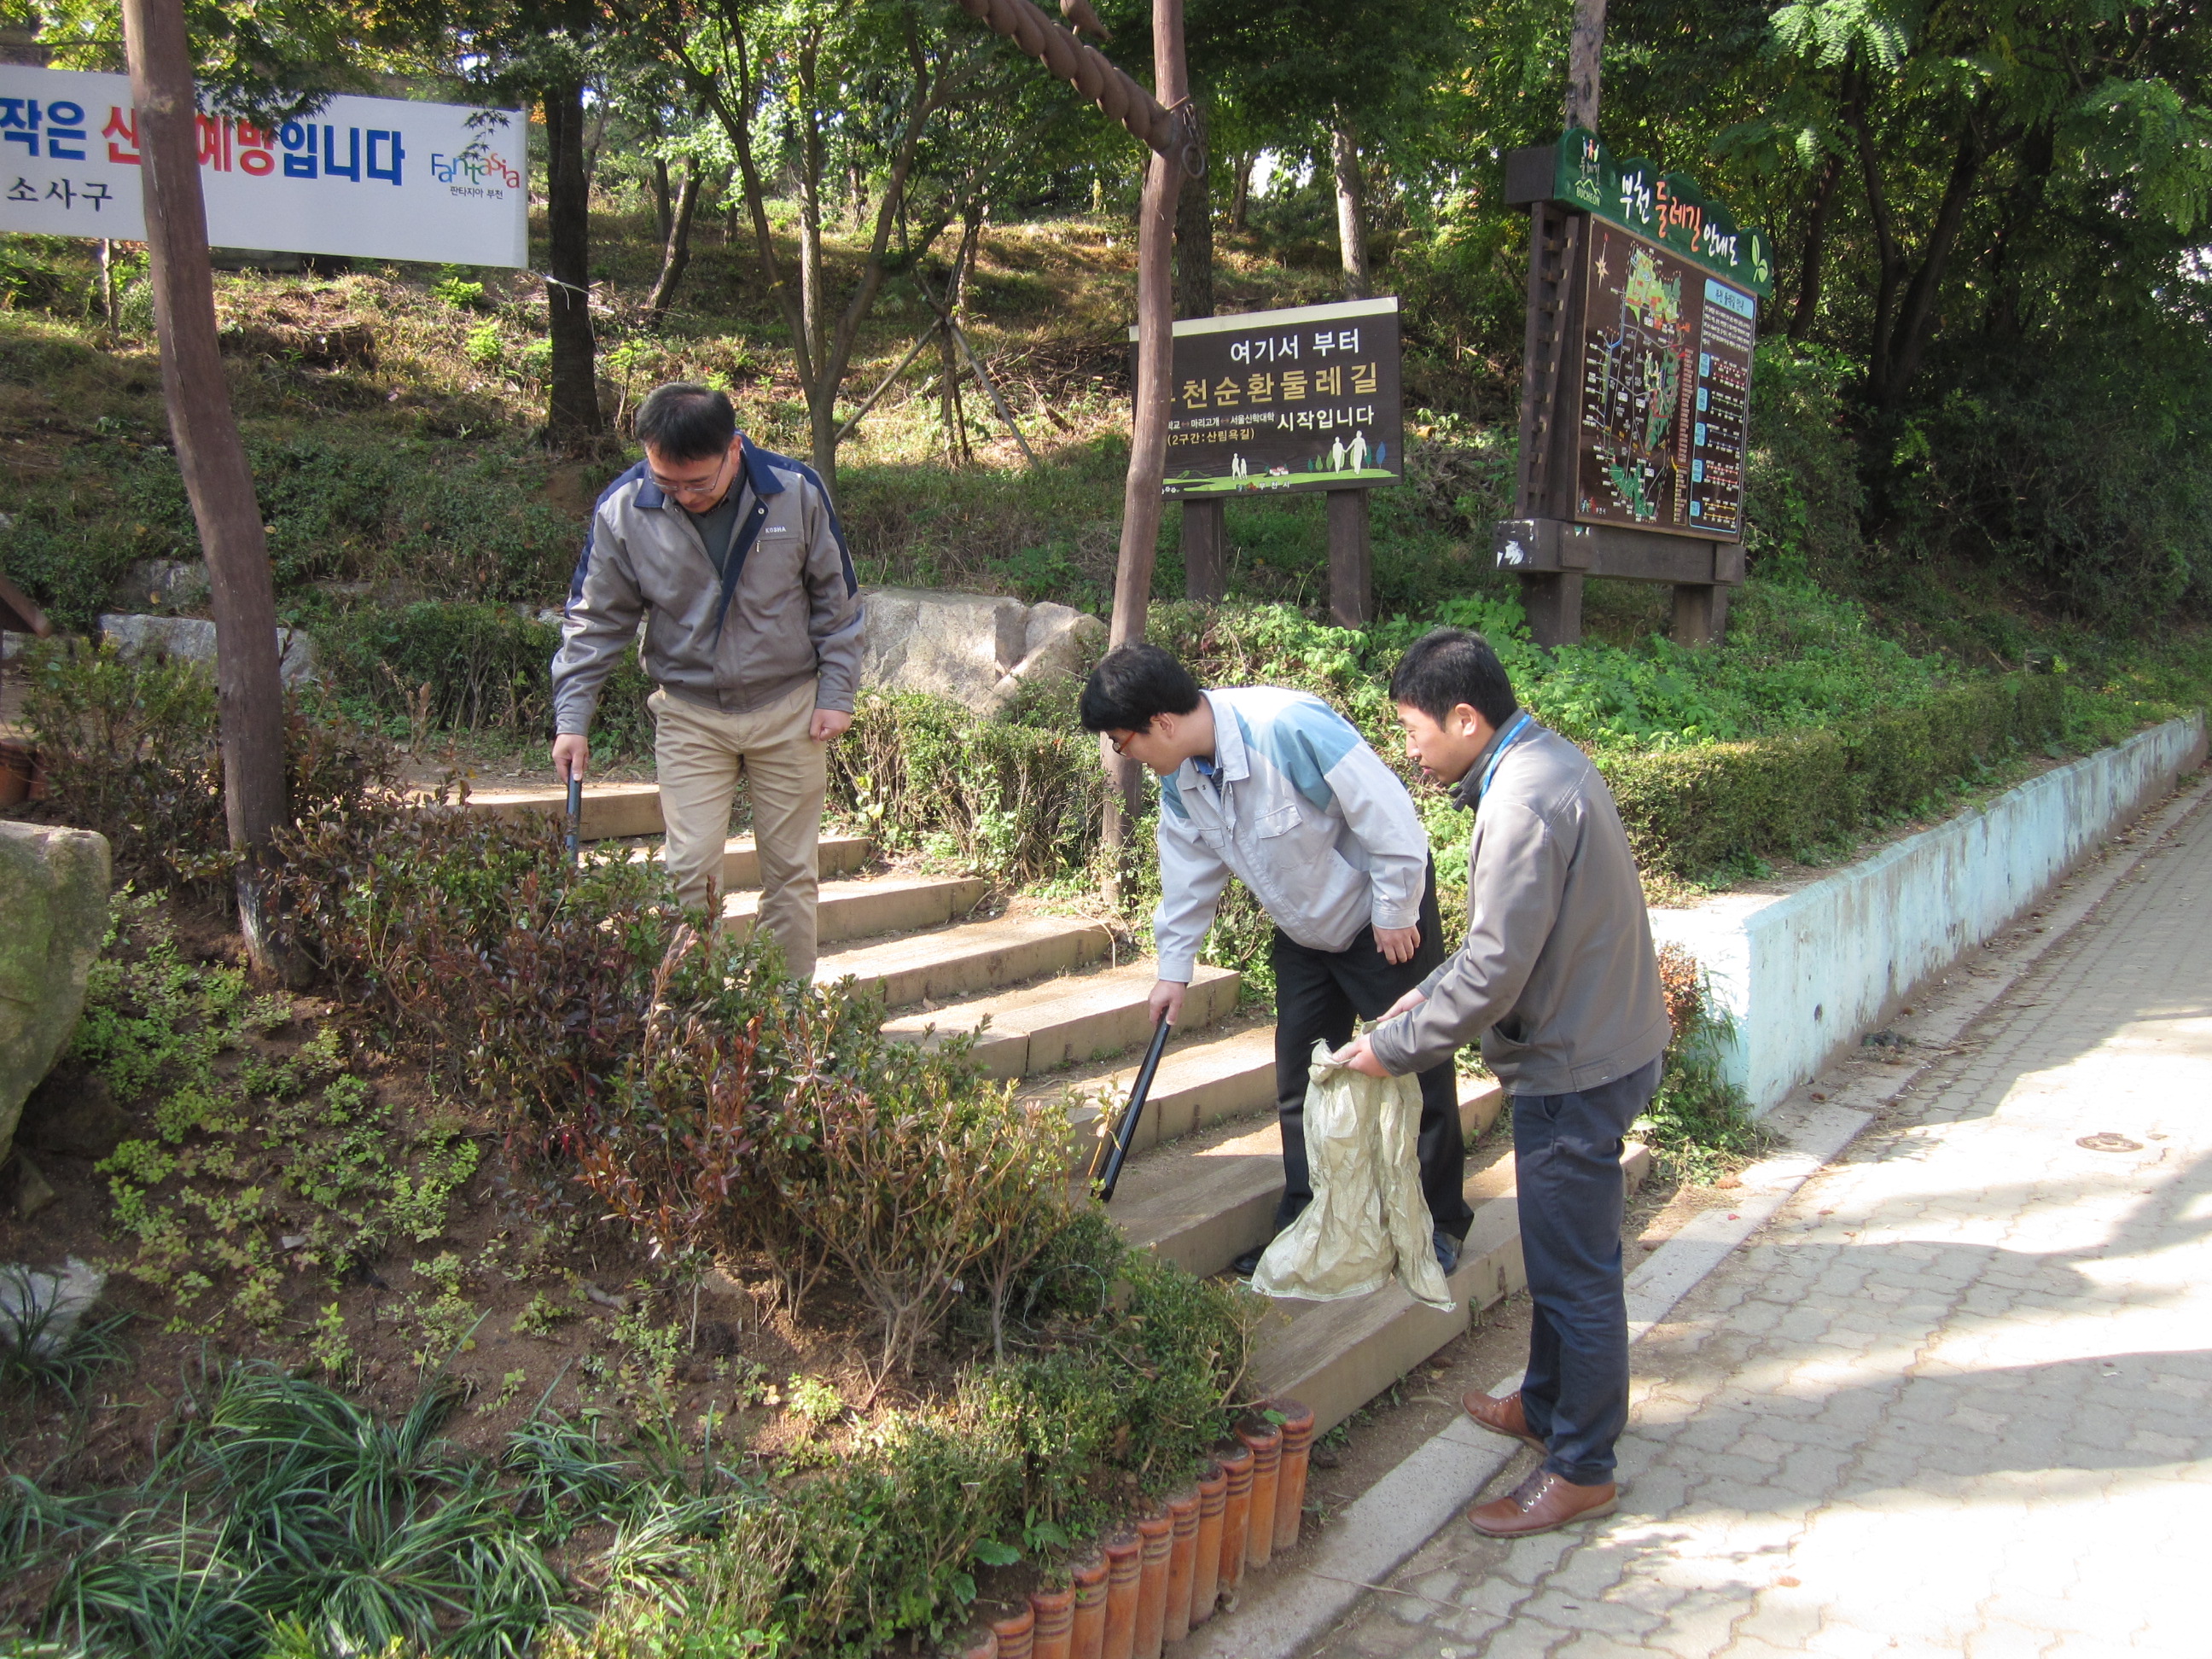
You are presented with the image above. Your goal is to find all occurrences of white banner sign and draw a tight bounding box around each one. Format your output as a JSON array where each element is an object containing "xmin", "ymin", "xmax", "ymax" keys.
[{"xmin": 0, "ymin": 67, "xmax": 527, "ymax": 267}]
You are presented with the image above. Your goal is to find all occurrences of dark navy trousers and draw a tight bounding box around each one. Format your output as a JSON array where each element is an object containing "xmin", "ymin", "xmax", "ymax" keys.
[{"xmin": 1511, "ymin": 1056, "xmax": 1663, "ymax": 1487}]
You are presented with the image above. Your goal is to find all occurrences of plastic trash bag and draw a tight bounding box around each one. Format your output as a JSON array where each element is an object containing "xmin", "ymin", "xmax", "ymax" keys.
[{"xmin": 1251, "ymin": 1039, "xmax": 1455, "ymax": 1314}]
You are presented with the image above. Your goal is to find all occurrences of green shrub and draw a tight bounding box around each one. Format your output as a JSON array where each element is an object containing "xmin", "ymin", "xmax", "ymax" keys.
[
  {"xmin": 1637, "ymin": 943, "xmax": 1764, "ymax": 1182},
  {"xmin": 17, "ymin": 638, "xmax": 393, "ymax": 885},
  {"xmin": 1598, "ymin": 672, "xmax": 2069, "ymax": 880},
  {"xmin": 830, "ymin": 689, "xmax": 1111, "ymax": 885}
]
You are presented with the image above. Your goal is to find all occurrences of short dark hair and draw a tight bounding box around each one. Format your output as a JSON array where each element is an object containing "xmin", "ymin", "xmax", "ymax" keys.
[
  {"xmin": 1079, "ymin": 643, "xmax": 1204, "ymax": 733},
  {"xmin": 635, "ymin": 381, "xmax": 736, "ymax": 462},
  {"xmin": 1388, "ymin": 628, "xmax": 1518, "ymax": 726}
]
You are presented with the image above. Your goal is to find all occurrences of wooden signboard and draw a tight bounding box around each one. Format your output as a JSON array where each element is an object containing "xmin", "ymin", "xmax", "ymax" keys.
[
  {"xmin": 1499, "ymin": 129, "xmax": 1773, "ymax": 647},
  {"xmin": 1135, "ymin": 295, "xmax": 1404, "ymax": 498},
  {"xmin": 1137, "ymin": 295, "xmax": 1403, "ymax": 626}
]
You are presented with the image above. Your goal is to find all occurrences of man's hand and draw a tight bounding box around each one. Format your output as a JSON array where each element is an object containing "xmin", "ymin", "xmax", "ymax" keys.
[
  {"xmin": 1384, "ymin": 987, "xmax": 1427, "ymax": 1018},
  {"xmin": 552, "ymin": 732, "xmax": 590, "ymax": 783},
  {"xmin": 1336, "ymin": 1032, "xmax": 1390, "ymax": 1078},
  {"xmin": 1148, "ymin": 979, "xmax": 1187, "ymax": 1027},
  {"xmin": 1375, "ymin": 923, "xmax": 1421, "ymax": 965},
  {"xmin": 810, "ymin": 707, "xmax": 853, "ymax": 742}
]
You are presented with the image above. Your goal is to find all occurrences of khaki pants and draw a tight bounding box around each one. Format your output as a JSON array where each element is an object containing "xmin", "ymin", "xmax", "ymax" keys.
[{"xmin": 651, "ymin": 679, "xmax": 826, "ymax": 977}]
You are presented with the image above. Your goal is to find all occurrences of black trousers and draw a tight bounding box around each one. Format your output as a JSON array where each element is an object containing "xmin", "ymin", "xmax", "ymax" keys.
[
  {"xmin": 1270, "ymin": 862, "xmax": 1476, "ymax": 1239},
  {"xmin": 1512, "ymin": 1056, "xmax": 1662, "ymax": 1486}
]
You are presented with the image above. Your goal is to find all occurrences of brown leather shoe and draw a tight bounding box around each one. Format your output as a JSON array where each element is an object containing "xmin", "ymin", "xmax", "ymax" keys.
[
  {"xmin": 1466, "ymin": 1469, "xmax": 1618, "ymax": 1539},
  {"xmin": 1462, "ymin": 1389, "xmax": 1547, "ymax": 1453}
]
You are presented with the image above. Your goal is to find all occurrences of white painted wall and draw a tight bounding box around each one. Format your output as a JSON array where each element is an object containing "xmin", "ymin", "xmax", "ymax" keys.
[{"xmin": 1649, "ymin": 713, "xmax": 2206, "ymax": 1114}]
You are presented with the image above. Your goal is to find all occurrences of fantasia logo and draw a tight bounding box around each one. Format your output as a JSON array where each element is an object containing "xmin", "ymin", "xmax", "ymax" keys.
[{"xmin": 430, "ymin": 144, "xmax": 521, "ymax": 189}]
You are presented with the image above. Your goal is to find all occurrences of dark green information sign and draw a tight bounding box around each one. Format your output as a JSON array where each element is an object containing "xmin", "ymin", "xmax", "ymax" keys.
[{"xmin": 1534, "ymin": 127, "xmax": 1774, "ymax": 299}]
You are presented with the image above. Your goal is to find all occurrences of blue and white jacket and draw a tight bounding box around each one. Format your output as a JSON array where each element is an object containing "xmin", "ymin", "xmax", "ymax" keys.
[{"xmin": 1153, "ymin": 687, "xmax": 1429, "ymax": 984}]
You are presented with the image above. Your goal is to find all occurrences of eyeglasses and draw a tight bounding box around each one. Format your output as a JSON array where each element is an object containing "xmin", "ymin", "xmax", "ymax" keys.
[
  {"xmin": 1109, "ymin": 731, "xmax": 1137, "ymax": 756},
  {"xmin": 649, "ymin": 450, "xmax": 734, "ymax": 500}
]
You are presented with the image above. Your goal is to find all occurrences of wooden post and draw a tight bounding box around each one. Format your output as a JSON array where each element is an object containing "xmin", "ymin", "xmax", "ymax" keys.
[
  {"xmin": 120, "ymin": 0, "xmax": 288, "ymax": 964},
  {"xmin": 1566, "ymin": 0, "xmax": 1604, "ymax": 130},
  {"xmin": 1672, "ymin": 581, "xmax": 1728, "ymax": 645},
  {"xmin": 1102, "ymin": 0, "xmax": 1190, "ymax": 862},
  {"xmin": 1182, "ymin": 499, "xmax": 1226, "ymax": 602},
  {"xmin": 1326, "ymin": 489, "xmax": 1371, "ymax": 628}
]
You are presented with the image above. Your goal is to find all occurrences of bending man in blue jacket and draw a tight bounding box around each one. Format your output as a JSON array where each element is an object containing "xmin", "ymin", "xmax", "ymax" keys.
[{"xmin": 1080, "ymin": 643, "xmax": 1474, "ymax": 1276}]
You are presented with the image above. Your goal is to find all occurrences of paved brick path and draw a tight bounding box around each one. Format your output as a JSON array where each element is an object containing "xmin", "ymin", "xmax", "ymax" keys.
[{"xmin": 1308, "ymin": 796, "xmax": 2212, "ymax": 1659}]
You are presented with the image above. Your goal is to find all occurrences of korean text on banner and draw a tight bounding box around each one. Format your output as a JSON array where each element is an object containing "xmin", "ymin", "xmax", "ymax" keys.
[{"xmin": 0, "ymin": 67, "xmax": 527, "ymax": 268}]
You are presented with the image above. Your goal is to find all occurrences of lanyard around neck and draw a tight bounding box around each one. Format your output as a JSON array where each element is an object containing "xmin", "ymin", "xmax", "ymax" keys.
[{"xmin": 1477, "ymin": 712, "xmax": 1535, "ymax": 800}]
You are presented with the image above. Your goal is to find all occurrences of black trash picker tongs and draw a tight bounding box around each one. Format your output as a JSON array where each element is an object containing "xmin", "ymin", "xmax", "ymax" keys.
[{"xmin": 1090, "ymin": 1014, "xmax": 1173, "ymax": 1204}]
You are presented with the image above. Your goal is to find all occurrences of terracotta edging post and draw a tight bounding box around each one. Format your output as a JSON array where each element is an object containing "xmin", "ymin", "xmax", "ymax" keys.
[
  {"xmin": 1070, "ymin": 1553, "xmax": 1109, "ymax": 1659},
  {"xmin": 1133, "ymin": 1509, "xmax": 1173, "ymax": 1659},
  {"xmin": 1163, "ymin": 1487, "xmax": 1200, "ymax": 1643},
  {"xmin": 1190, "ymin": 1463, "xmax": 1227, "ymax": 1625},
  {"xmin": 1274, "ymin": 1400, "xmax": 1317, "ymax": 1551},
  {"xmin": 1238, "ymin": 1419, "xmax": 1284, "ymax": 1570},
  {"xmin": 1216, "ymin": 1441, "xmax": 1254, "ymax": 1592},
  {"xmin": 1103, "ymin": 1533, "xmax": 1141, "ymax": 1659},
  {"xmin": 992, "ymin": 1603, "xmax": 1036, "ymax": 1659},
  {"xmin": 961, "ymin": 1630, "xmax": 999, "ymax": 1659},
  {"xmin": 1031, "ymin": 1585, "xmax": 1074, "ymax": 1659}
]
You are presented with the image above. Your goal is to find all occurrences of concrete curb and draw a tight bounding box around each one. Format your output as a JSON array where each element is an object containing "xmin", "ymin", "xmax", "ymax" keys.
[{"xmin": 1182, "ymin": 765, "xmax": 2212, "ymax": 1659}]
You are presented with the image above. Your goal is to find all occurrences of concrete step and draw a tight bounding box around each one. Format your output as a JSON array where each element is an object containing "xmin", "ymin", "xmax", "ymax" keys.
[
  {"xmin": 1048, "ymin": 1022, "xmax": 1279, "ymax": 1155},
  {"xmin": 1111, "ymin": 1080, "xmax": 1508, "ymax": 1280},
  {"xmin": 886, "ymin": 962, "xmax": 1242, "ymax": 1081},
  {"xmin": 814, "ymin": 913, "xmax": 1113, "ymax": 1009},
  {"xmin": 723, "ymin": 873, "xmax": 987, "ymax": 946},
  {"xmin": 459, "ymin": 783, "xmax": 663, "ymax": 840},
  {"xmin": 1251, "ymin": 1141, "xmax": 1653, "ymax": 1435}
]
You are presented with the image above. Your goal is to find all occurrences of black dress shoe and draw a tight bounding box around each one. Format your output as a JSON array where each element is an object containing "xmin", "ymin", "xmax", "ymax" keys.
[
  {"xmin": 1433, "ymin": 1228, "xmax": 1462, "ymax": 1276},
  {"xmin": 1231, "ymin": 1245, "xmax": 1263, "ymax": 1278}
]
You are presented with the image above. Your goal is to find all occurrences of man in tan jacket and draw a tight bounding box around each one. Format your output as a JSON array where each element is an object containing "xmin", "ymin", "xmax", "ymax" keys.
[{"xmin": 1342, "ymin": 627, "xmax": 1670, "ymax": 1540}]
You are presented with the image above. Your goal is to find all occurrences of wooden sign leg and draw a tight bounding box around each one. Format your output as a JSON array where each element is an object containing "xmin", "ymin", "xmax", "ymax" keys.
[
  {"xmin": 1183, "ymin": 498, "xmax": 1227, "ymax": 602},
  {"xmin": 1520, "ymin": 573, "xmax": 1583, "ymax": 648},
  {"xmin": 1327, "ymin": 488, "xmax": 1371, "ymax": 628},
  {"xmin": 1670, "ymin": 582, "xmax": 1728, "ymax": 646}
]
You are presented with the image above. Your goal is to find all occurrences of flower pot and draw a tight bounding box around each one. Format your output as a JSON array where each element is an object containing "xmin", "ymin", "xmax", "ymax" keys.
[
  {"xmin": 1273, "ymin": 1399, "xmax": 1317, "ymax": 1551},
  {"xmin": 1237, "ymin": 1419, "xmax": 1284, "ymax": 1570},
  {"xmin": 1069, "ymin": 1553, "xmax": 1109, "ymax": 1659},
  {"xmin": 991, "ymin": 1603, "xmax": 1036, "ymax": 1659},
  {"xmin": 1190, "ymin": 1463, "xmax": 1227, "ymax": 1627},
  {"xmin": 1103, "ymin": 1532, "xmax": 1141, "ymax": 1659},
  {"xmin": 1216, "ymin": 1441, "xmax": 1254, "ymax": 1592},
  {"xmin": 1133, "ymin": 1510, "xmax": 1172, "ymax": 1659},
  {"xmin": 1163, "ymin": 1487, "xmax": 1200, "ymax": 1643},
  {"xmin": 1029, "ymin": 1586, "xmax": 1074, "ymax": 1659}
]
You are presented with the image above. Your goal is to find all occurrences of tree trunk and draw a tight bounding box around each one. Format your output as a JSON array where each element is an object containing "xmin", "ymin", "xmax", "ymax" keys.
[
  {"xmin": 1788, "ymin": 148, "xmax": 1845, "ymax": 342},
  {"xmin": 646, "ymin": 160, "xmax": 700, "ymax": 324},
  {"xmin": 651, "ymin": 146, "xmax": 672, "ymax": 247},
  {"xmin": 1330, "ymin": 115, "xmax": 1369, "ymax": 300},
  {"xmin": 1877, "ymin": 109, "xmax": 1986, "ymax": 409},
  {"xmin": 1173, "ymin": 96, "xmax": 1214, "ymax": 320},
  {"xmin": 543, "ymin": 78, "xmax": 603, "ymax": 440},
  {"xmin": 1229, "ymin": 151, "xmax": 1250, "ymax": 230},
  {"xmin": 1104, "ymin": 0, "xmax": 1188, "ymax": 862},
  {"xmin": 120, "ymin": 0, "xmax": 288, "ymax": 963}
]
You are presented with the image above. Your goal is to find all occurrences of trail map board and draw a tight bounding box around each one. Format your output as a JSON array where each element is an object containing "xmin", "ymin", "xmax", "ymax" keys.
[{"xmin": 1575, "ymin": 222, "xmax": 1755, "ymax": 538}]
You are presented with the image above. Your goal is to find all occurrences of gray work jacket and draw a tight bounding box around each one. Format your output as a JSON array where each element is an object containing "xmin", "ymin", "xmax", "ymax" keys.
[
  {"xmin": 1368, "ymin": 721, "xmax": 1671, "ymax": 1096},
  {"xmin": 550, "ymin": 440, "xmax": 864, "ymax": 735}
]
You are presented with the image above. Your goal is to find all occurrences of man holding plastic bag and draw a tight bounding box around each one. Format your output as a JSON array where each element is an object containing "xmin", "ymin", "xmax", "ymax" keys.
[
  {"xmin": 1078, "ymin": 643, "xmax": 1476, "ymax": 1278},
  {"xmin": 1342, "ymin": 628, "xmax": 1671, "ymax": 1541}
]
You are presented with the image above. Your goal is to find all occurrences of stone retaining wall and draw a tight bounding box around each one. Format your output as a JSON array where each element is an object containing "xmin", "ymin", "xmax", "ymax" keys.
[{"xmin": 1649, "ymin": 713, "xmax": 2207, "ymax": 1113}]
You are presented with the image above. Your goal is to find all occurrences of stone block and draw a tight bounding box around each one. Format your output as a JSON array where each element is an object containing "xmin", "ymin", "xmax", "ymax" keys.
[
  {"xmin": 97, "ymin": 613, "xmax": 320, "ymax": 687},
  {"xmin": 0, "ymin": 822, "xmax": 111, "ymax": 1165},
  {"xmin": 859, "ymin": 587, "xmax": 1105, "ymax": 715}
]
